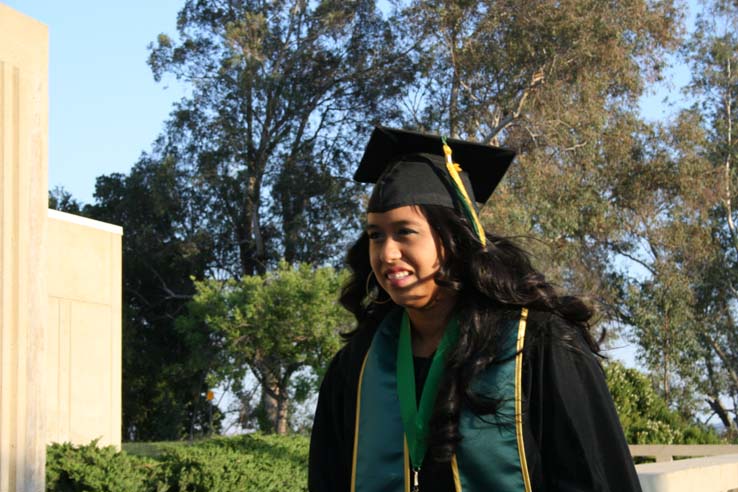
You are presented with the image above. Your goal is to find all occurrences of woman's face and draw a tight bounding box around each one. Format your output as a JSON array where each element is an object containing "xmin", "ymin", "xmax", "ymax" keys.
[{"xmin": 367, "ymin": 205, "xmax": 452, "ymax": 311}]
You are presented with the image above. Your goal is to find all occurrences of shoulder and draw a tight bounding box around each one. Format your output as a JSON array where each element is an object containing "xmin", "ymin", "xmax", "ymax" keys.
[
  {"xmin": 520, "ymin": 310, "xmax": 614, "ymax": 415},
  {"xmin": 522, "ymin": 309, "xmax": 601, "ymax": 363},
  {"xmin": 524, "ymin": 309, "xmax": 581, "ymax": 336}
]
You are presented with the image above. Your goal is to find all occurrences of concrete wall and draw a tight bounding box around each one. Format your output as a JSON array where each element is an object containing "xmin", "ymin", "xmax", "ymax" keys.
[
  {"xmin": 1, "ymin": 7, "xmax": 123, "ymax": 491},
  {"xmin": 46, "ymin": 209, "xmax": 122, "ymax": 448},
  {"xmin": 0, "ymin": 4, "xmax": 49, "ymax": 491},
  {"xmin": 637, "ymin": 453, "xmax": 738, "ymax": 492}
]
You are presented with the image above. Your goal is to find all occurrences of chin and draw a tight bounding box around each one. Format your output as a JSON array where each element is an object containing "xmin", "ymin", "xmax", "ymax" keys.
[{"xmin": 389, "ymin": 294, "xmax": 434, "ymax": 310}]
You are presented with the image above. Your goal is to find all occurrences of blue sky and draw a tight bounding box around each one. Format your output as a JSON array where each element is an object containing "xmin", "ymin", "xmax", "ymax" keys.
[{"xmin": 5, "ymin": 0, "xmax": 186, "ymax": 204}]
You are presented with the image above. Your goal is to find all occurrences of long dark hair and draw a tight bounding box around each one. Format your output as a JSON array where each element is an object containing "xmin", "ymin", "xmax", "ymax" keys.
[{"xmin": 339, "ymin": 204, "xmax": 597, "ymax": 462}]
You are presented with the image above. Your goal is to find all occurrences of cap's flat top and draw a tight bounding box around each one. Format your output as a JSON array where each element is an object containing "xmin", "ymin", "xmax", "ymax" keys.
[{"xmin": 354, "ymin": 126, "xmax": 515, "ymax": 204}]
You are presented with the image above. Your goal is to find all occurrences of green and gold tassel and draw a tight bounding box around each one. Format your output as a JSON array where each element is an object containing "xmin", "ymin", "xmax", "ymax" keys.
[{"xmin": 442, "ymin": 137, "xmax": 486, "ymax": 247}]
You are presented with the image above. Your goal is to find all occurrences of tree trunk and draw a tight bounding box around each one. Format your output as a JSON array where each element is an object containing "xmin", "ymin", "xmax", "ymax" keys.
[
  {"xmin": 240, "ymin": 171, "xmax": 266, "ymax": 276},
  {"xmin": 260, "ymin": 371, "xmax": 281, "ymax": 434},
  {"xmin": 276, "ymin": 394, "xmax": 290, "ymax": 435},
  {"xmin": 663, "ymin": 314, "xmax": 670, "ymax": 403},
  {"xmin": 707, "ymin": 397, "xmax": 737, "ymax": 433}
]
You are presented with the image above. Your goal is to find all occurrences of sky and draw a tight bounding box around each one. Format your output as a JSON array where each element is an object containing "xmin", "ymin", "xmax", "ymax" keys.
[
  {"xmin": 4, "ymin": 0, "xmax": 187, "ymax": 204},
  {"xmin": 5, "ymin": 0, "xmax": 703, "ymax": 369}
]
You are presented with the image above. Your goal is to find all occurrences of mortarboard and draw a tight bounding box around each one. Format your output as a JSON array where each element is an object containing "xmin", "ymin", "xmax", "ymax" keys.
[{"xmin": 354, "ymin": 126, "xmax": 516, "ymax": 246}]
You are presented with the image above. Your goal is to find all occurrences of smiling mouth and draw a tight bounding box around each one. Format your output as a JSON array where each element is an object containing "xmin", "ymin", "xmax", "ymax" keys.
[{"xmin": 386, "ymin": 271, "xmax": 410, "ymax": 280}]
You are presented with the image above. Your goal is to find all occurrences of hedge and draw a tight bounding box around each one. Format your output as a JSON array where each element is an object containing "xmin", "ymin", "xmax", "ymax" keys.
[
  {"xmin": 604, "ymin": 361, "xmax": 723, "ymax": 445},
  {"xmin": 46, "ymin": 434, "xmax": 309, "ymax": 492}
]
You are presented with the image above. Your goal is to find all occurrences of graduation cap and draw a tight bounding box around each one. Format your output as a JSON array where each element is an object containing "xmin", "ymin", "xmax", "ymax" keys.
[{"xmin": 354, "ymin": 126, "xmax": 516, "ymax": 246}]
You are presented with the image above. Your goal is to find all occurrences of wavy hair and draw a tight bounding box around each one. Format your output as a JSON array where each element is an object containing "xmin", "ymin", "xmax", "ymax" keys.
[{"xmin": 339, "ymin": 204, "xmax": 598, "ymax": 462}]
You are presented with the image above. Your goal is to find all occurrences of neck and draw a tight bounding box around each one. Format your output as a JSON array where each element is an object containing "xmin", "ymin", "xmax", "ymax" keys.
[{"xmin": 407, "ymin": 298, "xmax": 456, "ymax": 357}]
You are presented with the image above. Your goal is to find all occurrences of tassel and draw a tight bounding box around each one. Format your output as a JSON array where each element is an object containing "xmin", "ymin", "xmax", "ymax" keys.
[{"xmin": 441, "ymin": 138, "xmax": 486, "ymax": 247}]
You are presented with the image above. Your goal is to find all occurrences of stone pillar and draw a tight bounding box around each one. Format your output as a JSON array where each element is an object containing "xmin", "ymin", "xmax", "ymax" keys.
[{"xmin": 0, "ymin": 4, "xmax": 49, "ymax": 492}]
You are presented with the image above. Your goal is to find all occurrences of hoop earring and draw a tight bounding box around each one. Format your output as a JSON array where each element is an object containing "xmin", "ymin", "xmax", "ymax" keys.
[{"xmin": 365, "ymin": 271, "xmax": 392, "ymax": 305}]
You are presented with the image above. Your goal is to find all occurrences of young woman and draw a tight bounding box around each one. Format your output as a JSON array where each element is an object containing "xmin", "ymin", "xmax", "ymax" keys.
[{"xmin": 309, "ymin": 127, "xmax": 642, "ymax": 492}]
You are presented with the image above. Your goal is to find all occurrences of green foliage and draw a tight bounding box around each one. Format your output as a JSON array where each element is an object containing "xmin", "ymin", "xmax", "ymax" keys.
[
  {"xmin": 180, "ymin": 262, "xmax": 351, "ymax": 432},
  {"xmin": 607, "ymin": 0, "xmax": 738, "ymax": 433},
  {"xmin": 398, "ymin": 0, "xmax": 681, "ymax": 300},
  {"xmin": 121, "ymin": 441, "xmax": 181, "ymax": 459},
  {"xmin": 189, "ymin": 261, "xmax": 349, "ymax": 378},
  {"xmin": 148, "ymin": 0, "xmax": 413, "ymax": 274},
  {"xmin": 156, "ymin": 435, "xmax": 308, "ymax": 492},
  {"xmin": 605, "ymin": 361, "xmax": 722, "ymax": 444},
  {"xmin": 85, "ymin": 157, "xmax": 218, "ymax": 441},
  {"xmin": 102, "ymin": 0, "xmax": 414, "ymax": 438},
  {"xmin": 47, "ymin": 435, "xmax": 309, "ymax": 492},
  {"xmin": 48, "ymin": 186, "xmax": 83, "ymax": 214},
  {"xmin": 46, "ymin": 441, "xmax": 156, "ymax": 492},
  {"xmin": 71, "ymin": 0, "xmax": 738, "ymax": 438}
]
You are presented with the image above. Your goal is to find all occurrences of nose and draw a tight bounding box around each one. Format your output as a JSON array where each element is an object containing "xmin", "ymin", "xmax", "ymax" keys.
[{"xmin": 379, "ymin": 238, "xmax": 402, "ymax": 263}]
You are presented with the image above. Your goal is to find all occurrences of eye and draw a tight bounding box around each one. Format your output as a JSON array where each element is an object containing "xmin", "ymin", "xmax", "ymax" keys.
[
  {"xmin": 398, "ymin": 228, "xmax": 416, "ymax": 236},
  {"xmin": 367, "ymin": 231, "xmax": 384, "ymax": 241}
]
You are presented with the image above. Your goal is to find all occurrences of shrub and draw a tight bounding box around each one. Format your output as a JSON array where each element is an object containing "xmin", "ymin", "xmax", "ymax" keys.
[
  {"xmin": 605, "ymin": 361, "xmax": 722, "ymax": 444},
  {"xmin": 157, "ymin": 434, "xmax": 308, "ymax": 492},
  {"xmin": 46, "ymin": 440, "xmax": 156, "ymax": 492},
  {"xmin": 47, "ymin": 434, "xmax": 310, "ymax": 492}
]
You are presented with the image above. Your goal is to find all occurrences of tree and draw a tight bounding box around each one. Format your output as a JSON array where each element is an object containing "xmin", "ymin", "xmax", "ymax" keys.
[
  {"xmin": 396, "ymin": 0, "xmax": 681, "ymax": 299},
  {"xmin": 145, "ymin": 0, "xmax": 416, "ymax": 428},
  {"xmin": 597, "ymin": 106, "xmax": 732, "ymax": 423},
  {"xmin": 49, "ymin": 186, "xmax": 83, "ymax": 213},
  {"xmin": 71, "ymin": 0, "xmax": 704, "ymax": 438},
  {"xmin": 85, "ymin": 154, "xmax": 219, "ymax": 440},
  {"xmin": 603, "ymin": 0, "xmax": 738, "ymax": 434},
  {"xmin": 147, "ymin": 0, "xmax": 414, "ymax": 276},
  {"xmin": 684, "ymin": 0, "xmax": 738, "ymax": 433},
  {"xmin": 180, "ymin": 262, "xmax": 352, "ymax": 434}
]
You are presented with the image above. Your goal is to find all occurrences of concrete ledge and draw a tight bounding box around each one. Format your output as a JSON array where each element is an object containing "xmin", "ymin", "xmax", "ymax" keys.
[
  {"xmin": 636, "ymin": 453, "xmax": 738, "ymax": 492},
  {"xmin": 630, "ymin": 444, "xmax": 738, "ymax": 462},
  {"xmin": 48, "ymin": 209, "xmax": 123, "ymax": 235}
]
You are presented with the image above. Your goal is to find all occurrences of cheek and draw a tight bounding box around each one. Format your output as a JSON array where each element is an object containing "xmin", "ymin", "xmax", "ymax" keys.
[{"xmin": 419, "ymin": 244, "xmax": 442, "ymax": 273}]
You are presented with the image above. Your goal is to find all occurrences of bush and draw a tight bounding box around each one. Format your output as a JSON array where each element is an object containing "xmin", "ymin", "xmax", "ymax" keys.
[
  {"xmin": 47, "ymin": 434, "xmax": 309, "ymax": 492},
  {"xmin": 156, "ymin": 435, "xmax": 308, "ymax": 492},
  {"xmin": 46, "ymin": 440, "xmax": 156, "ymax": 492},
  {"xmin": 605, "ymin": 361, "xmax": 722, "ymax": 444}
]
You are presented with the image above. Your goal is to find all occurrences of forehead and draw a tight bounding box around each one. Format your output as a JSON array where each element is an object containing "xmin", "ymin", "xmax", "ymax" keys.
[{"xmin": 366, "ymin": 205, "xmax": 429, "ymax": 227}]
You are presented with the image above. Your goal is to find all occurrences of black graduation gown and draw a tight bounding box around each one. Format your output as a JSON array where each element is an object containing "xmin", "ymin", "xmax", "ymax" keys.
[{"xmin": 308, "ymin": 310, "xmax": 642, "ymax": 492}]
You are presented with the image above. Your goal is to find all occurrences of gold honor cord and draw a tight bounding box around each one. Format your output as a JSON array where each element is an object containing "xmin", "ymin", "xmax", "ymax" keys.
[
  {"xmin": 450, "ymin": 455, "xmax": 462, "ymax": 492},
  {"xmin": 441, "ymin": 140, "xmax": 487, "ymax": 247},
  {"xmin": 515, "ymin": 308, "xmax": 532, "ymax": 492}
]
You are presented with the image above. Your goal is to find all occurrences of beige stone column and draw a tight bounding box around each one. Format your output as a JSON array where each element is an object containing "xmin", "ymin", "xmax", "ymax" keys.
[{"xmin": 0, "ymin": 4, "xmax": 49, "ymax": 492}]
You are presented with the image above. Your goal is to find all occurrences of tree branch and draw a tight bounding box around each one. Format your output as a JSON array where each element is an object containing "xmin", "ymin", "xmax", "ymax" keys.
[
  {"xmin": 483, "ymin": 67, "xmax": 545, "ymax": 143},
  {"xmin": 723, "ymin": 56, "xmax": 738, "ymax": 258},
  {"xmin": 708, "ymin": 335, "xmax": 738, "ymax": 390},
  {"xmin": 606, "ymin": 241, "xmax": 657, "ymax": 276}
]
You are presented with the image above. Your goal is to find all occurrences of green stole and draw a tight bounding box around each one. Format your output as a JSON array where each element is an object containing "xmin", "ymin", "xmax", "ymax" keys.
[{"xmin": 351, "ymin": 308, "xmax": 531, "ymax": 492}]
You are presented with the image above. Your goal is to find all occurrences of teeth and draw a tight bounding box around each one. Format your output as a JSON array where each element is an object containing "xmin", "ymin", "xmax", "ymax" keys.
[{"xmin": 387, "ymin": 271, "xmax": 410, "ymax": 280}]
